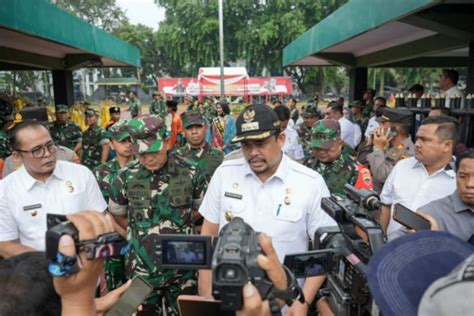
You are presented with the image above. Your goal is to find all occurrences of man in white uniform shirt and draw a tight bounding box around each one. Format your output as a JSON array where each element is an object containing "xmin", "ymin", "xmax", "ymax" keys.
[
  {"xmin": 274, "ymin": 105, "xmax": 304, "ymax": 161},
  {"xmin": 198, "ymin": 104, "xmax": 336, "ymax": 315},
  {"xmin": 439, "ymin": 69, "xmax": 465, "ymax": 108},
  {"xmin": 326, "ymin": 102, "xmax": 359, "ymax": 148},
  {"xmin": 380, "ymin": 115, "xmax": 458, "ymax": 238},
  {"xmin": 0, "ymin": 121, "xmax": 106, "ymax": 257}
]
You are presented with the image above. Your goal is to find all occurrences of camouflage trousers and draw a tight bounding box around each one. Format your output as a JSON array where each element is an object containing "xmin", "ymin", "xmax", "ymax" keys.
[
  {"xmin": 104, "ymin": 256, "xmax": 127, "ymax": 292},
  {"xmin": 137, "ymin": 279, "xmax": 197, "ymax": 316}
]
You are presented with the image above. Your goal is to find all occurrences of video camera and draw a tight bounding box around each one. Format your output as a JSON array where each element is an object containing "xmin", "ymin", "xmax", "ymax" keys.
[
  {"xmin": 284, "ymin": 184, "xmax": 385, "ymax": 316},
  {"xmin": 154, "ymin": 217, "xmax": 303, "ymax": 311},
  {"xmin": 45, "ymin": 220, "xmax": 129, "ymax": 265}
]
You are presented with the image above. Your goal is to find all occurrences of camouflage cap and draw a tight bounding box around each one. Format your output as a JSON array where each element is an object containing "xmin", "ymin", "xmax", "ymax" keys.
[
  {"xmin": 85, "ymin": 109, "xmax": 99, "ymax": 117},
  {"xmin": 303, "ymin": 104, "xmax": 322, "ymax": 118},
  {"xmin": 349, "ymin": 100, "xmax": 363, "ymax": 109},
  {"xmin": 106, "ymin": 119, "xmax": 130, "ymax": 141},
  {"xmin": 55, "ymin": 104, "xmax": 69, "ymax": 113},
  {"xmin": 182, "ymin": 111, "xmax": 206, "ymax": 129},
  {"xmin": 127, "ymin": 115, "xmax": 166, "ymax": 154},
  {"xmin": 310, "ymin": 119, "xmax": 341, "ymax": 149}
]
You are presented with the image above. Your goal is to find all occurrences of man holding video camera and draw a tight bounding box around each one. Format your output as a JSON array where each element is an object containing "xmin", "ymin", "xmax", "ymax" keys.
[
  {"xmin": 108, "ymin": 115, "xmax": 206, "ymax": 315},
  {"xmin": 198, "ymin": 104, "xmax": 336, "ymax": 315}
]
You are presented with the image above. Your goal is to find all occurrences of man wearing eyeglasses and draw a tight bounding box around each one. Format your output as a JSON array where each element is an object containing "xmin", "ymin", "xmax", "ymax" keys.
[{"xmin": 0, "ymin": 121, "xmax": 107, "ymax": 258}]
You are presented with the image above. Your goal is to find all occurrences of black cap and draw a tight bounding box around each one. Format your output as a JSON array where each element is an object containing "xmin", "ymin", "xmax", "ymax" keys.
[
  {"xmin": 182, "ymin": 111, "xmax": 206, "ymax": 128},
  {"xmin": 376, "ymin": 108, "xmax": 412, "ymax": 124},
  {"xmin": 109, "ymin": 106, "xmax": 121, "ymax": 114},
  {"xmin": 365, "ymin": 88, "xmax": 376, "ymax": 96},
  {"xmin": 232, "ymin": 104, "xmax": 280, "ymax": 143},
  {"xmin": 409, "ymin": 84, "xmax": 424, "ymax": 93}
]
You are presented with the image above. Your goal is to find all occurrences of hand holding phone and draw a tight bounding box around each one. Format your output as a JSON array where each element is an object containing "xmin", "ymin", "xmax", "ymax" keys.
[
  {"xmin": 393, "ymin": 203, "xmax": 431, "ymax": 231},
  {"xmin": 106, "ymin": 276, "xmax": 153, "ymax": 316}
]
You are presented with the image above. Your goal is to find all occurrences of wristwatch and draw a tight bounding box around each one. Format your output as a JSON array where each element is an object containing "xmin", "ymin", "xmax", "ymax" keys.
[{"xmin": 272, "ymin": 265, "xmax": 305, "ymax": 306}]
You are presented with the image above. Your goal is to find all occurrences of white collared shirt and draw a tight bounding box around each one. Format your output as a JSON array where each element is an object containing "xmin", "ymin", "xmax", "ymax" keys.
[
  {"xmin": 364, "ymin": 116, "xmax": 379, "ymax": 138},
  {"xmin": 380, "ymin": 157, "xmax": 456, "ymax": 235},
  {"xmin": 199, "ymin": 153, "xmax": 336, "ymax": 262},
  {"xmin": 445, "ymin": 85, "xmax": 465, "ymax": 108},
  {"xmin": 0, "ymin": 160, "xmax": 107, "ymax": 251},
  {"xmin": 282, "ymin": 126, "xmax": 304, "ymax": 161},
  {"xmin": 338, "ymin": 117, "xmax": 357, "ymax": 148}
]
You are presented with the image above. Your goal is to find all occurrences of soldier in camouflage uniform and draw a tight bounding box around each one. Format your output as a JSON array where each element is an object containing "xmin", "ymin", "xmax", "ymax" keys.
[
  {"xmin": 350, "ymin": 101, "xmax": 369, "ymax": 133},
  {"xmin": 81, "ymin": 109, "xmax": 110, "ymax": 170},
  {"xmin": 108, "ymin": 115, "xmax": 206, "ymax": 315},
  {"xmin": 362, "ymin": 88, "xmax": 376, "ymax": 118},
  {"xmin": 128, "ymin": 91, "xmax": 141, "ymax": 118},
  {"xmin": 297, "ymin": 103, "xmax": 323, "ymax": 159},
  {"xmin": 93, "ymin": 119, "xmax": 133, "ymax": 292},
  {"xmin": 150, "ymin": 92, "xmax": 167, "ymax": 118},
  {"xmin": 49, "ymin": 104, "xmax": 82, "ymax": 153},
  {"xmin": 305, "ymin": 119, "xmax": 373, "ymax": 197}
]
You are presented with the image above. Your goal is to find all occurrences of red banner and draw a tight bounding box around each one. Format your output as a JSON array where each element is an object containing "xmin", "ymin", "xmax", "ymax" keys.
[{"xmin": 157, "ymin": 77, "xmax": 292, "ymax": 97}]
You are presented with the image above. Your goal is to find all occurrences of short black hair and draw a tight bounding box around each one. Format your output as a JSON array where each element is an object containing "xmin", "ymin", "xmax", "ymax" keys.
[
  {"xmin": 374, "ymin": 96, "xmax": 387, "ymax": 105},
  {"xmin": 10, "ymin": 120, "xmax": 49, "ymax": 150},
  {"xmin": 219, "ymin": 102, "xmax": 230, "ymax": 116},
  {"xmin": 0, "ymin": 252, "xmax": 61, "ymax": 316},
  {"xmin": 456, "ymin": 148, "xmax": 474, "ymax": 171},
  {"xmin": 166, "ymin": 100, "xmax": 178, "ymax": 112},
  {"xmin": 329, "ymin": 102, "xmax": 343, "ymax": 115},
  {"xmin": 409, "ymin": 84, "xmax": 424, "ymax": 93},
  {"xmin": 429, "ymin": 106, "xmax": 452, "ymax": 116},
  {"xmin": 442, "ymin": 69, "xmax": 459, "ymax": 85},
  {"xmin": 420, "ymin": 115, "xmax": 458, "ymax": 143},
  {"xmin": 273, "ymin": 105, "xmax": 290, "ymax": 121}
]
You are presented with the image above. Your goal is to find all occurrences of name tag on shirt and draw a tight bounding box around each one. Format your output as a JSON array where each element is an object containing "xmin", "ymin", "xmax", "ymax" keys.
[
  {"xmin": 23, "ymin": 204, "xmax": 42, "ymax": 211},
  {"xmin": 225, "ymin": 192, "xmax": 243, "ymax": 200}
]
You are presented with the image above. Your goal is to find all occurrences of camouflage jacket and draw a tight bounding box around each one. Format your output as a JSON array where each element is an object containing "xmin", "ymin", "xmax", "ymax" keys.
[
  {"xmin": 150, "ymin": 100, "xmax": 167, "ymax": 118},
  {"xmin": 49, "ymin": 121, "xmax": 82, "ymax": 150},
  {"xmin": 354, "ymin": 116, "xmax": 369, "ymax": 134},
  {"xmin": 307, "ymin": 151, "xmax": 373, "ymax": 196},
  {"xmin": 0, "ymin": 131, "xmax": 11, "ymax": 159},
  {"xmin": 81, "ymin": 125, "xmax": 108, "ymax": 170},
  {"xmin": 108, "ymin": 154, "xmax": 206, "ymax": 290},
  {"xmin": 93, "ymin": 159, "xmax": 122, "ymax": 202},
  {"xmin": 128, "ymin": 100, "xmax": 141, "ymax": 118},
  {"xmin": 297, "ymin": 124, "xmax": 312, "ymax": 158},
  {"xmin": 177, "ymin": 143, "xmax": 223, "ymax": 185}
]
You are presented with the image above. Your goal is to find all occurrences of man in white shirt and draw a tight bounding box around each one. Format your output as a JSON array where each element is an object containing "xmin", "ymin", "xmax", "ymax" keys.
[
  {"xmin": 326, "ymin": 102, "xmax": 359, "ymax": 148},
  {"xmin": 380, "ymin": 115, "xmax": 459, "ymax": 237},
  {"xmin": 198, "ymin": 104, "xmax": 336, "ymax": 315},
  {"xmin": 439, "ymin": 69, "xmax": 465, "ymax": 109},
  {"xmin": 0, "ymin": 121, "xmax": 106, "ymax": 257},
  {"xmin": 274, "ymin": 105, "xmax": 304, "ymax": 161}
]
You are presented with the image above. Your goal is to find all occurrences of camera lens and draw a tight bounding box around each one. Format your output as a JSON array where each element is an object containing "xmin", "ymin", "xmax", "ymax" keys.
[{"xmin": 224, "ymin": 268, "xmax": 237, "ymax": 279}]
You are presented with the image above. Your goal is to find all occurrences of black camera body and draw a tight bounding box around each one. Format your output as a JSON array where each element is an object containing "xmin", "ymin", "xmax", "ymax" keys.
[
  {"xmin": 46, "ymin": 221, "xmax": 129, "ymax": 262},
  {"xmin": 316, "ymin": 184, "xmax": 385, "ymax": 316},
  {"xmin": 211, "ymin": 217, "xmax": 273, "ymax": 311}
]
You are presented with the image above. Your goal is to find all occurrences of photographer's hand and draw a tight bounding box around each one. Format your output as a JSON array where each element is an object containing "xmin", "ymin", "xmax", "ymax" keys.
[
  {"xmin": 53, "ymin": 211, "xmax": 114, "ymax": 316},
  {"xmin": 237, "ymin": 233, "xmax": 287, "ymax": 316}
]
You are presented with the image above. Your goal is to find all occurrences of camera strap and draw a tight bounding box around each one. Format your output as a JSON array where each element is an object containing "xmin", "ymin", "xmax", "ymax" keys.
[
  {"xmin": 271, "ymin": 265, "xmax": 305, "ymax": 307},
  {"xmin": 48, "ymin": 251, "xmax": 81, "ymax": 277}
]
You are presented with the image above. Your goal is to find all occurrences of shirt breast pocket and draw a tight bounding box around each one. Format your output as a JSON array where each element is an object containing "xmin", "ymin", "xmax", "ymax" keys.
[
  {"xmin": 271, "ymin": 204, "xmax": 304, "ymax": 242},
  {"xmin": 61, "ymin": 191, "xmax": 87, "ymax": 214},
  {"xmin": 221, "ymin": 194, "xmax": 247, "ymax": 219}
]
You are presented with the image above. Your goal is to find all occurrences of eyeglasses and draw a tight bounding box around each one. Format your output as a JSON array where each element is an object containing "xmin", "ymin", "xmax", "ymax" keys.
[{"xmin": 15, "ymin": 141, "xmax": 57, "ymax": 158}]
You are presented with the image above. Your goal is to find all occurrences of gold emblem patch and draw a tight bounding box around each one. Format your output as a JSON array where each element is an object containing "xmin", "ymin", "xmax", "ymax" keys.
[{"xmin": 243, "ymin": 109, "xmax": 256, "ymax": 123}]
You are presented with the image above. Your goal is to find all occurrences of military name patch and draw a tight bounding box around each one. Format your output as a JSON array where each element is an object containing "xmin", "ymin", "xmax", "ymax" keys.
[
  {"xmin": 241, "ymin": 122, "xmax": 259, "ymax": 132},
  {"xmin": 224, "ymin": 192, "xmax": 243, "ymax": 200},
  {"xmin": 23, "ymin": 204, "xmax": 42, "ymax": 211}
]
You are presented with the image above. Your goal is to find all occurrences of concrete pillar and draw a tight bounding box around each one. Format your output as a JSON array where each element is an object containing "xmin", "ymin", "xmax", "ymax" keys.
[
  {"xmin": 348, "ymin": 67, "xmax": 368, "ymax": 102},
  {"xmin": 52, "ymin": 70, "xmax": 74, "ymax": 106}
]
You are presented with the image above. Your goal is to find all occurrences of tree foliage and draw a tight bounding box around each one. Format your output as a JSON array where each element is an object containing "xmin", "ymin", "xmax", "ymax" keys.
[{"xmin": 54, "ymin": 0, "xmax": 128, "ymax": 32}]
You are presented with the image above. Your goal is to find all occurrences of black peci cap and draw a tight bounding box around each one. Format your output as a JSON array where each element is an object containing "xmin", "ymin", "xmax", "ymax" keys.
[{"xmin": 232, "ymin": 104, "xmax": 280, "ymax": 143}]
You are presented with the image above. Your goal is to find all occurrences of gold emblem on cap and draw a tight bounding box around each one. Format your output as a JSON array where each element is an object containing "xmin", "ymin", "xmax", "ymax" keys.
[
  {"xmin": 232, "ymin": 182, "xmax": 239, "ymax": 189},
  {"xmin": 15, "ymin": 113, "xmax": 22, "ymax": 121},
  {"xmin": 31, "ymin": 210, "xmax": 37, "ymax": 217},
  {"xmin": 225, "ymin": 211, "xmax": 233, "ymax": 222},
  {"xmin": 284, "ymin": 196, "xmax": 291, "ymax": 205},
  {"xmin": 243, "ymin": 109, "xmax": 256, "ymax": 123}
]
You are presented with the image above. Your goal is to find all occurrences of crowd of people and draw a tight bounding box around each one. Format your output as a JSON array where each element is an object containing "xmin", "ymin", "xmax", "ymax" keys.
[{"xmin": 0, "ymin": 68, "xmax": 472, "ymax": 316}]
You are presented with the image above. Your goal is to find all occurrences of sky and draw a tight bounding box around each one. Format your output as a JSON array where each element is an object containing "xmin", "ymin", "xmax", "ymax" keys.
[{"xmin": 116, "ymin": 0, "xmax": 165, "ymax": 30}]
